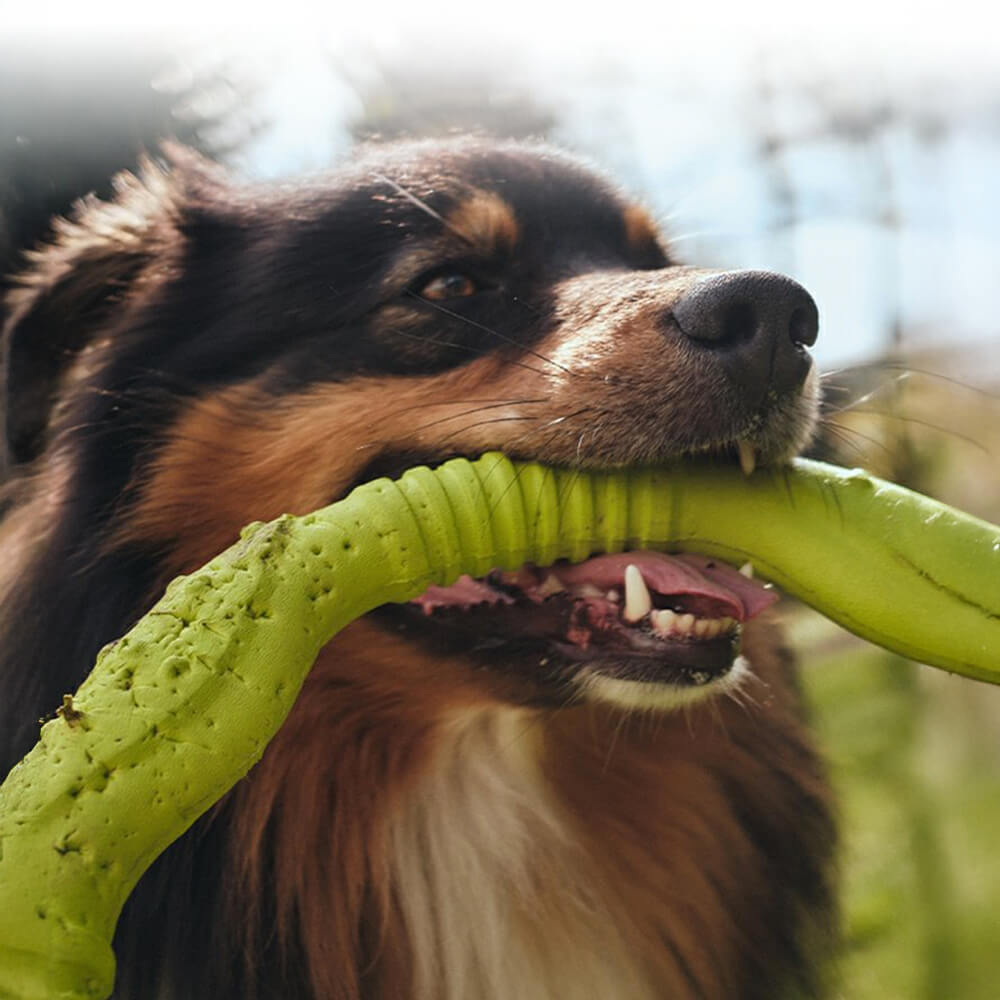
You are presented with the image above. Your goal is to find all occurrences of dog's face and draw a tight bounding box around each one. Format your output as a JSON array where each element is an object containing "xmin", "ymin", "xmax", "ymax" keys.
[{"xmin": 2, "ymin": 138, "xmax": 820, "ymax": 716}]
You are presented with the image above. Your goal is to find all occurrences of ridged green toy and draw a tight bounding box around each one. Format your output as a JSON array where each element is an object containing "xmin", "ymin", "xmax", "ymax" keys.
[{"xmin": 1, "ymin": 453, "xmax": 998, "ymax": 998}]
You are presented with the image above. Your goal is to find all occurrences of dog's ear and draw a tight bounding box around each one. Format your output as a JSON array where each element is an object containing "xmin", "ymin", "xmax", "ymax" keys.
[{"xmin": 1, "ymin": 155, "xmax": 185, "ymax": 468}]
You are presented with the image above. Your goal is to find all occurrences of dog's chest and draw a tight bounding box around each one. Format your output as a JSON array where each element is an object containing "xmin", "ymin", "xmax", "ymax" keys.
[{"xmin": 386, "ymin": 711, "xmax": 658, "ymax": 1000}]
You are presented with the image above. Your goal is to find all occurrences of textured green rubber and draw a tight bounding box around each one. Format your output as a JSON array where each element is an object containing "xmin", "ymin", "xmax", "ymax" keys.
[{"xmin": 0, "ymin": 453, "xmax": 998, "ymax": 997}]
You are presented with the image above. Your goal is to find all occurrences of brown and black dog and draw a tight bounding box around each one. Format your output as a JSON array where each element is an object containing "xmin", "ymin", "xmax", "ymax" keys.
[{"xmin": 0, "ymin": 139, "xmax": 836, "ymax": 999}]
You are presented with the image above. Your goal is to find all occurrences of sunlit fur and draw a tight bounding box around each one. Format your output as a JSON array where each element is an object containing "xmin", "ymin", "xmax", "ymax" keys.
[{"xmin": 0, "ymin": 138, "xmax": 836, "ymax": 999}]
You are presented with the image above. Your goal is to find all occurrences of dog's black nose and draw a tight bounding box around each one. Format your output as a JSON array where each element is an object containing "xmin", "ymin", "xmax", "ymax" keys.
[{"xmin": 671, "ymin": 270, "xmax": 819, "ymax": 402}]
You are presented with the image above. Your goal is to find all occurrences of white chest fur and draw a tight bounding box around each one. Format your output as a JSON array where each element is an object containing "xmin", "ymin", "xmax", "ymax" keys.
[{"xmin": 388, "ymin": 711, "xmax": 658, "ymax": 1000}]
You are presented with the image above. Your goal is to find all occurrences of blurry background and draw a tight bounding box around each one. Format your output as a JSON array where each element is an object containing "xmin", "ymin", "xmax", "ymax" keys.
[{"xmin": 3, "ymin": 2, "xmax": 1000, "ymax": 995}]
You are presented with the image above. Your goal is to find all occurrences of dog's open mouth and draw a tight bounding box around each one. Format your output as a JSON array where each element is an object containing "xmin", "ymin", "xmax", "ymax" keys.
[{"xmin": 405, "ymin": 551, "xmax": 779, "ymax": 691}]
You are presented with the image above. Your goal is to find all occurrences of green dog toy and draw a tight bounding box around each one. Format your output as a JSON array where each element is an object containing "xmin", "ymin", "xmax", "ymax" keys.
[{"xmin": 1, "ymin": 453, "xmax": 998, "ymax": 998}]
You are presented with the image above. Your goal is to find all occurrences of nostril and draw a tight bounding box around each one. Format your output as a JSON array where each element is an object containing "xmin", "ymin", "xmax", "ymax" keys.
[
  {"xmin": 789, "ymin": 305, "xmax": 818, "ymax": 348},
  {"xmin": 721, "ymin": 301, "xmax": 757, "ymax": 346}
]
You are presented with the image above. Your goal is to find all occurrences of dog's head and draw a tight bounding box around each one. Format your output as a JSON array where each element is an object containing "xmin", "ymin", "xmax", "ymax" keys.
[{"xmin": 2, "ymin": 137, "xmax": 819, "ymax": 716}]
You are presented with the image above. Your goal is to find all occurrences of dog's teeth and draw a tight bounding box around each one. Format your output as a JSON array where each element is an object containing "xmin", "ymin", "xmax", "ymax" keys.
[
  {"xmin": 575, "ymin": 583, "xmax": 605, "ymax": 598},
  {"xmin": 651, "ymin": 609, "xmax": 676, "ymax": 635},
  {"xmin": 694, "ymin": 618, "xmax": 712, "ymax": 638},
  {"xmin": 738, "ymin": 440, "xmax": 757, "ymax": 477},
  {"xmin": 537, "ymin": 573, "xmax": 566, "ymax": 597},
  {"xmin": 739, "ymin": 561, "xmax": 754, "ymax": 578},
  {"xmin": 720, "ymin": 616, "xmax": 739, "ymax": 634},
  {"xmin": 623, "ymin": 564, "xmax": 652, "ymax": 622},
  {"xmin": 675, "ymin": 613, "xmax": 696, "ymax": 635},
  {"xmin": 606, "ymin": 589, "xmax": 621, "ymax": 603}
]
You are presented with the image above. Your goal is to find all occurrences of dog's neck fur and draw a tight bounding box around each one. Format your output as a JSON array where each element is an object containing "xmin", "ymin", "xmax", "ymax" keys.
[
  {"xmin": 173, "ymin": 620, "xmax": 835, "ymax": 1000},
  {"xmin": 388, "ymin": 710, "xmax": 658, "ymax": 1000}
]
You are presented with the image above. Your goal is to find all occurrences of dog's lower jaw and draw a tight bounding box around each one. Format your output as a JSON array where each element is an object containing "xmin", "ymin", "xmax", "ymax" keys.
[{"xmin": 575, "ymin": 653, "xmax": 753, "ymax": 711}]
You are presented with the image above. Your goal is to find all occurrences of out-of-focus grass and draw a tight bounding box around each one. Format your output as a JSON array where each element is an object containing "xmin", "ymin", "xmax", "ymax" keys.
[
  {"xmin": 791, "ymin": 608, "xmax": 1000, "ymax": 999},
  {"xmin": 803, "ymin": 351, "xmax": 1000, "ymax": 997}
]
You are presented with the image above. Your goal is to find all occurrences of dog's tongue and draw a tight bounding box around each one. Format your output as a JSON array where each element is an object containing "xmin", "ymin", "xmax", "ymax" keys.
[
  {"xmin": 414, "ymin": 550, "xmax": 778, "ymax": 622},
  {"xmin": 554, "ymin": 551, "xmax": 777, "ymax": 621}
]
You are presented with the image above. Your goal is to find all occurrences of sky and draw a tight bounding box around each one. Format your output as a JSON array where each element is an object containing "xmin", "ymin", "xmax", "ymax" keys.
[
  {"xmin": 6, "ymin": 0, "xmax": 999, "ymax": 60},
  {"xmin": 5, "ymin": 0, "xmax": 1000, "ymax": 370}
]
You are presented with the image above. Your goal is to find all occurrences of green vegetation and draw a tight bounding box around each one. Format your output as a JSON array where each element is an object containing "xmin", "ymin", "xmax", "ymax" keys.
[{"xmin": 799, "ymin": 611, "xmax": 1000, "ymax": 999}]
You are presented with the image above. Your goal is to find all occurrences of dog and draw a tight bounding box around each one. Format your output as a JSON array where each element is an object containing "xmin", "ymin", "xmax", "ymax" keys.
[{"xmin": 0, "ymin": 138, "xmax": 836, "ymax": 999}]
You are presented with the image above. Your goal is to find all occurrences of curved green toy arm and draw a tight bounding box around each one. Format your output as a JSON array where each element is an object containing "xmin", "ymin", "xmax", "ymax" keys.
[{"xmin": 0, "ymin": 453, "xmax": 998, "ymax": 998}]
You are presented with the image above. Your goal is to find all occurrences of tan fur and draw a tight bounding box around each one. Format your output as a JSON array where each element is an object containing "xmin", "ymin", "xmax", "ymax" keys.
[
  {"xmin": 622, "ymin": 203, "xmax": 662, "ymax": 256},
  {"xmin": 116, "ymin": 360, "xmax": 530, "ymax": 570},
  {"xmin": 446, "ymin": 191, "xmax": 521, "ymax": 254}
]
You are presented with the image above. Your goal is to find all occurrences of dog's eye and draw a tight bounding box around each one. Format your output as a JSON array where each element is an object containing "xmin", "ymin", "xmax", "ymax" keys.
[{"xmin": 417, "ymin": 273, "xmax": 479, "ymax": 301}]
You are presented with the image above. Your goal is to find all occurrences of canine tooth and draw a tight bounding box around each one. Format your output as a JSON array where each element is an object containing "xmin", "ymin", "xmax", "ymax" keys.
[
  {"xmin": 537, "ymin": 573, "xmax": 566, "ymax": 597},
  {"xmin": 651, "ymin": 609, "xmax": 676, "ymax": 634},
  {"xmin": 676, "ymin": 613, "xmax": 695, "ymax": 635},
  {"xmin": 623, "ymin": 564, "xmax": 652, "ymax": 622},
  {"xmin": 738, "ymin": 440, "xmax": 757, "ymax": 477},
  {"xmin": 739, "ymin": 562, "xmax": 754, "ymax": 578}
]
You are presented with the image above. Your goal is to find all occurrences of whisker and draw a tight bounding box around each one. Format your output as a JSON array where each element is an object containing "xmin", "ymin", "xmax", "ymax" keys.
[
  {"xmin": 723, "ymin": 681, "xmax": 761, "ymax": 715},
  {"xmin": 543, "ymin": 415, "xmax": 600, "ymax": 516},
  {"xmin": 820, "ymin": 373, "xmax": 910, "ymax": 416},
  {"xmin": 678, "ymin": 702, "xmax": 695, "ymax": 738},
  {"xmin": 821, "ymin": 362, "xmax": 999, "ymax": 400},
  {"xmin": 370, "ymin": 172, "xmax": 473, "ymax": 245},
  {"xmin": 817, "ymin": 420, "xmax": 893, "ymax": 462},
  {"xmin": 405, "ymin": 292, "xmax": 576, "ymax": 377},
  {"xmin": 664, "ymin": 229, "xmax": 720, "ymax": 245},
  {"xmin": 386, "ymin": 324, "xmax": 557, "ymax": 380},
  {"xmin": 507, "ymin": 294, "xmax": 544, "ymax": 318},
  {"xmin": 817, "ymin": 380, "xmax": 850, "ymax": 395},
  {"xmin": 358, "ymin": 395, "xmax": 550, "ymax": 422},
  {"xmin": 837, "ymin": 409, "xmax": 992, "ymax": 456},
  {"xmin": 405, "ymin": 400, "xmax": 547, "ymax": 435},
  {"xmin": 472, "ymin": 410, "xmax": 595, "ymax": 526},
  {"xmin": 602, "ymin": 707, "xmax": 631, "ymax": 773},
  {"xmin": 707, "ymin": 697, "xmax": 729, "ymax": 738},
  {"xmin": 538, "ymin": 407, "xmax": 593, "ymax": 432},
  {"xmin": 478, "ymin": 453, "xmax": 530, "ymax": 521},
  {"xmin": 434, "ymin": 414, "xmax": 540, "ymax": 448},
  {"xmin": 471, "ymin": 407, "xmax": 594, "ymax": 462}
]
